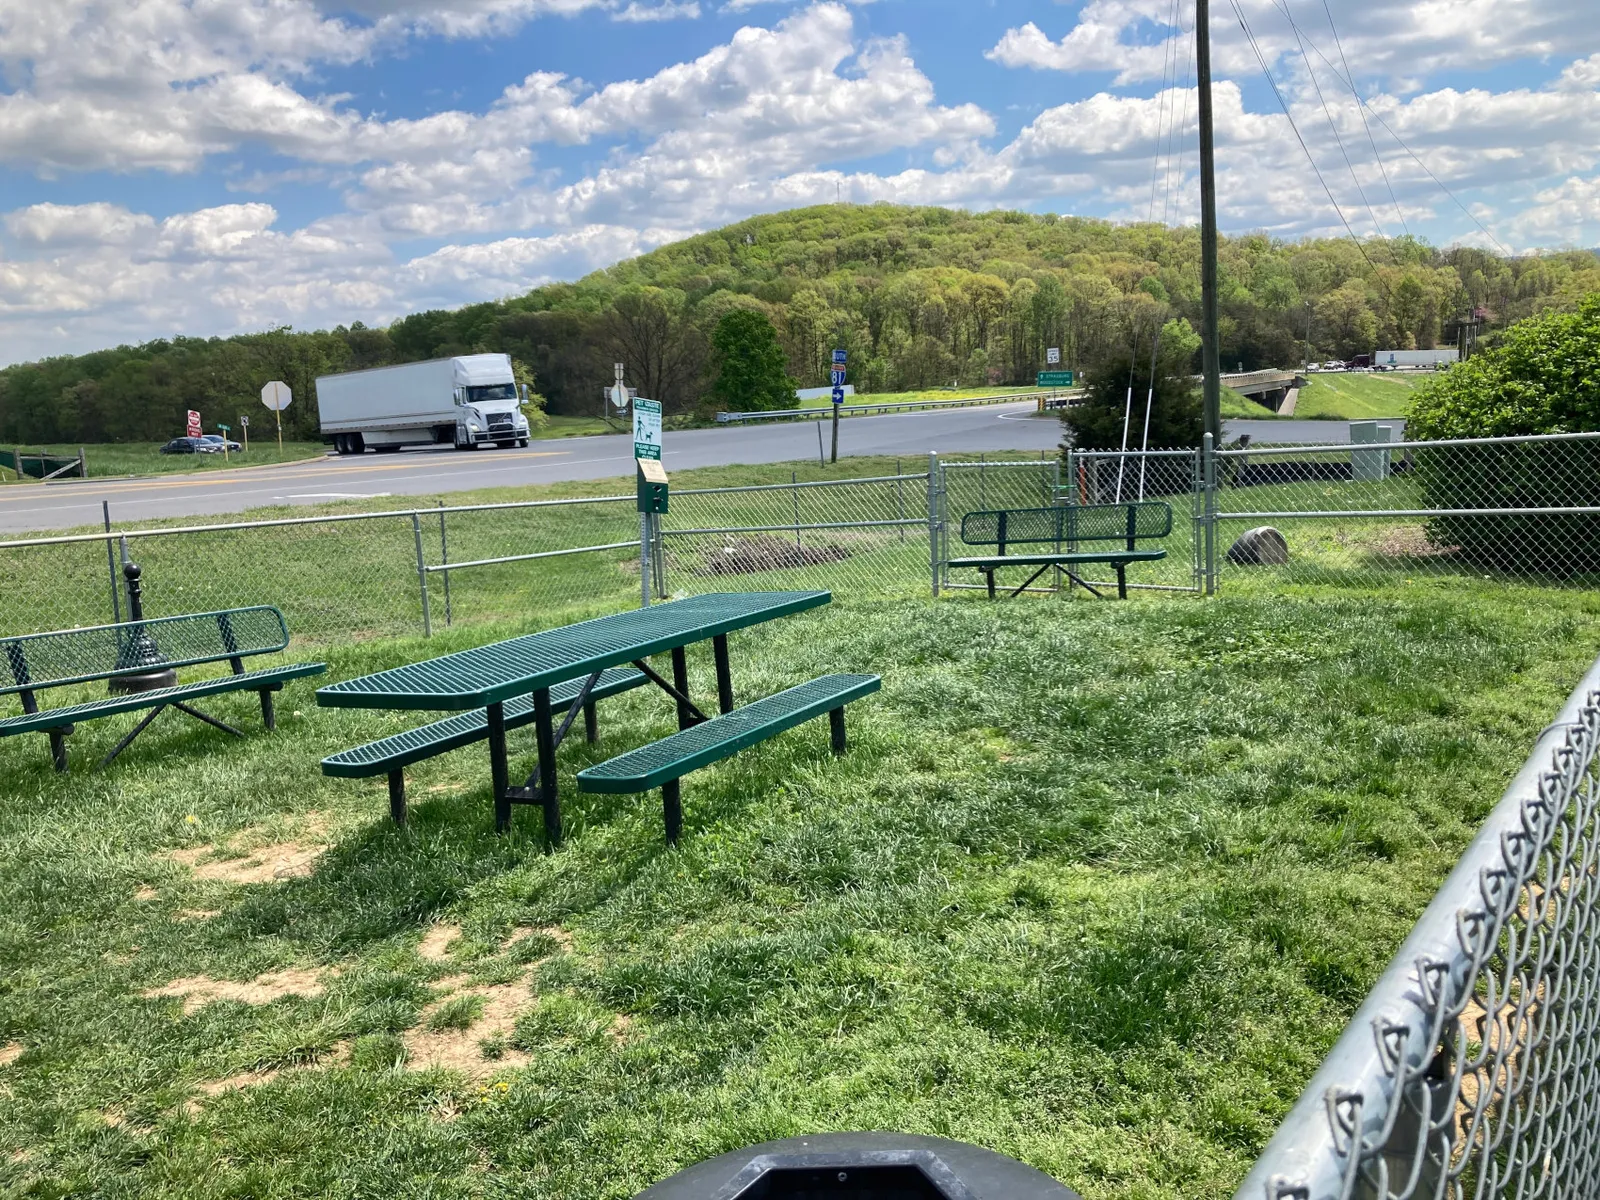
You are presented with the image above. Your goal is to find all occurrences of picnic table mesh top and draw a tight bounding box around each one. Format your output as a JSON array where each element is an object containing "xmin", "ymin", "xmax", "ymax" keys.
[{"xmin": 316, "ymin": 591, "xmax": 831, "ymax": 711}]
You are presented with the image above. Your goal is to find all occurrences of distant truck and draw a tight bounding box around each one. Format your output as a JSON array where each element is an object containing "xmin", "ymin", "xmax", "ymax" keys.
[
  {"xmin": 316, "ymin": 354, "xmax": 531, "ymax": 455},
  {"xmin": 1374, "ymin": 348, "xmax": 1459, "ymax": 370}
]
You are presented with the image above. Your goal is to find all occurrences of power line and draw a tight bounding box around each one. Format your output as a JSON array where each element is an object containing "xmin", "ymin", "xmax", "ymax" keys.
[
  {"xmin": 1272, "ymin": 0, "xmax": 1388, "ymax": 243},
  {"xmin": 1321, "ymin": 0, "xmax": 1408, "ymax": 238},
  {"xmin": 1228, "ymin": 0, "xmax": 1384, "ymax": 277},
  {"xmin": 1294, "ymin": 28, "xmax": 1513, "ymax": 255}
]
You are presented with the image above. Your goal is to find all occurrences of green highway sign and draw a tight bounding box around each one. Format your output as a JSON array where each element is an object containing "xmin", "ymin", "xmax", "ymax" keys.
[{"xmin": 1037, "ymin": 371, "xmax": 1076, "ymax": 387}]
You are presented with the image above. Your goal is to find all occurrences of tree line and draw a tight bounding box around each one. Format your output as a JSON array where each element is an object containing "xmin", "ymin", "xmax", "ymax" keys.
[{"xmin": 3, "ymin": 203, "xmax": 1597, "ymax": 444}]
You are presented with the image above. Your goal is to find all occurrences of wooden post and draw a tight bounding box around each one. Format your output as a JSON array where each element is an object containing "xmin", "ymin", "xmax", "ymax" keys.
[{"xmin": 1196, "ymin": 0, "xmax": 1223, "ymax": 445}]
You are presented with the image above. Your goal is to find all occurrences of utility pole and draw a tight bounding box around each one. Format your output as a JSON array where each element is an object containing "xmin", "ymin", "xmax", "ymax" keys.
[{"xmin": 1196, "ymin": 0, "xmax": 1223, "ymax": 444}]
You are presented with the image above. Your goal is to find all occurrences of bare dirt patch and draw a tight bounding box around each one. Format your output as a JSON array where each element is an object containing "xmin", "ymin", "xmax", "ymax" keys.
[
  {"xmin": 1373, "ymin": 525, "xmax": 1459, "ymax": 560},
  {"xmin": 133, "ymin": 886, "xmax": 158, "ymax": 902},
  {"xmin": 173, "ymin": 909, "xmax": 221, "ymax": 922},
  {"xmin": 609, "ymin": 1013, "xmax": 635, "ymax": 1044},
  {"xmin": 698, "ymin": 535, "xmax": 850, "ymax": 577},
  {"xmin": 169, "ymin": 840, "xmax": 323, "ymax": 884},
  {"xmin": 404, "ymin": 977, "xmax": 531, "ymax": 1079},
  {"xmin": 144, "ymin": 968, "xmax": 331, "ymax": 1015},
  {"xmin": 0, "ymin": 1042, "xmax": 23, "ymax": 1068},
  {"xmin": 508, "ymin": 924, "xmax": 573, "ymax": 952},
  {"xmin": 418, "ymin": 924, "xmax": 461, "ymax": 963}
]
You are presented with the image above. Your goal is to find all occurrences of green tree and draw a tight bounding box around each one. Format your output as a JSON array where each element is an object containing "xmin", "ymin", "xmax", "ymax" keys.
[
  {"xmin": 1061, "ymin": 319, "xmax": 1203, "ymax": 451},
  {"xmin": 711, "ymin": 309, "xmax": 794, "ymax": 412}
]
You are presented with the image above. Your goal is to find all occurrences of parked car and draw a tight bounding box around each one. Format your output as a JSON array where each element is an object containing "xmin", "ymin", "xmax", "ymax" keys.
[
  {"xmin": 200, "ymin": 434, "xmax": 242, "ymax": 452},
  {"xmin": 159, "ymin": 437, "xmax": 219, "ymax": 454}
]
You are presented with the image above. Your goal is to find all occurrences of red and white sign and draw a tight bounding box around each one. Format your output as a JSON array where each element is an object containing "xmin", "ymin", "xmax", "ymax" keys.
[{"xmin": 186, "ymin": 410, "xmax": 202, "ymax": 437}]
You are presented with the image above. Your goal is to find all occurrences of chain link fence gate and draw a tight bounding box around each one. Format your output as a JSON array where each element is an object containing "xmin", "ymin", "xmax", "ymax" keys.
[{"xmin": 1235, "ymin": 650, "xmax": 1600, "ymax": 1200}]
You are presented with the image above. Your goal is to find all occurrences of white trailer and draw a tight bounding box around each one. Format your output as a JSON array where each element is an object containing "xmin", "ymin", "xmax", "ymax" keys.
[
  {"xmin": 1374, "ymin": 348, "xmax": 1459, "ymax": 370},
  {"xmin": 315, "ymin": 354, "xmax": 530, "ymax": 455}
]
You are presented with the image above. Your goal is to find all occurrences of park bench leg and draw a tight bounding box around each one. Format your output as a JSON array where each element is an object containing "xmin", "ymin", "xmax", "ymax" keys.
[
  {"xmin": 101, "ymin": 706, "xmax": 167, "ymax": 768},
  {"xmin": 488, "ymin": 702, "xmax": 510, "ymax": 833},
  {"xmin": 583, "ymin": 701, "xmax": 598, "ymax": 744},
  {"xmin": 986, "ymin": 570, "xmax": 996, "ymax": 600},
  {"xmin": 534, "ymin": 687, "xmax": 561, "ymax": 847},
  {"xmin": 1063, "ymin": 571, "xmax": 1107, "ymax": 600},
  {"xmin": 258, "ymin": 688, "xmax": 276, "ymax": 732},
  {"xmin": 1117, "ymin": 564, "xmax": 1128, "ymax": 600},
  {"xmin": 1009, "ymin": 564, "xmax": 1055, "ymax": 598},
  {"xmin": 829, "ymin": 707, "xmax": 847, "ymax": 755},
  {"xmin": 713, "ymin": 634, "xmax": 734, "ymax": 715},
  {"xmin": 662, "ymin": 778, "xmax": 682, "ymax": 846},
  {"xmin": 388, "ymin": 771, "xmax": 406, "ymax": 826},
  {"xmin": 172, "ymin": 702, "xmax": 244, "ymax": 738}
]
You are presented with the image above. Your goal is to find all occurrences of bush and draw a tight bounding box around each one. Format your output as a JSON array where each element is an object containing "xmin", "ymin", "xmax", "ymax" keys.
[
  {"xmin": 1061, "ymin": 318, "xmax": 1203, "ymax": 452},
  {"xmin": 1409, "ymin": 296, "xmax": 1600, "ymax": 574}
]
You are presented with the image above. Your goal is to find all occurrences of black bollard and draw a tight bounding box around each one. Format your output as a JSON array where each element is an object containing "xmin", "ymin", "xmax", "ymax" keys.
[{"xmin": 108, "ymin": 562, "xmax": 178, "ymax": 694}]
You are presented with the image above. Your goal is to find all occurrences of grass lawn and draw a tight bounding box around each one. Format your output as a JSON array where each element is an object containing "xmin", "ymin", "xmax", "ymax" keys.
[
  {"xmin": 2, "ymin": 443, "xmax": 329, "ymax": 481},
  {"xmin": 1292, "ymin": 373, "xmax": 1422, "ymax": 421},
  {"xmin": 2, "ymin": 585, "xmax": 1597, "ymax": 1198},
  {"xmin": 531, "ymin": 415, "xmax": 630, "ymax": 439}
]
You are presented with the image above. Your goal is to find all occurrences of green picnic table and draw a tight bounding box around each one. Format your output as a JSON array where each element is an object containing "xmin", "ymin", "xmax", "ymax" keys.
[{"xmin": 317, "ymin": 591, "xmax": 841, "ymax": 843}]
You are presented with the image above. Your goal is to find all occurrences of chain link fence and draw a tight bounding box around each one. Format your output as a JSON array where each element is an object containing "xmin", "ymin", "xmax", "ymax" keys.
[{"xmin": 1236, "ymin": 651, "xmax": 1600, "ymax": 1200}]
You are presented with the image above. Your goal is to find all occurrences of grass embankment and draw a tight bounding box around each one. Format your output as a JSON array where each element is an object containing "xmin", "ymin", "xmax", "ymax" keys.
[
  {"xmin": 795, "ymin": 386, "xmax": 1044, "ymax": 412},
  {"xmin": 1294, "ymin": 373, "xmax": 1420, "ymax": 420},
  {"xmin": 1, "ymin": 443, "xmax": 328, "ymax": 480},
  {"xmin": 1, "ymin": 588, "xmax": 1597, "ymax": 1198}
]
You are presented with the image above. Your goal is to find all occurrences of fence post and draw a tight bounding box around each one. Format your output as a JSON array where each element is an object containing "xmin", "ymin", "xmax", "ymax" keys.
[
  {"xmin": 103, "ymin": 501, "xmax": 122, "ymax": 624},
  {"xmin": 640, "ymin": 513, "xmax": 651, "ymax": 608},
  {"xmin": 927, "ymin": 452, "xmax": 941, "ymax": 597},
  {"xmin": 437, "ymin": 500, "xmax": 452, "ymax": 628},
  {"xmin": 412, "ymin": 512, "xmax": 432, "ymax": 637},
  {"xmin": 1202, "ymin": 433, "xmax": 1217, "ymax": 597}
]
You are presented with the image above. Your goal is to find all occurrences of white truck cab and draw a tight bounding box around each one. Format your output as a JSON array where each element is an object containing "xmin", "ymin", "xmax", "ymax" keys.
[{"xmin": 317, "ymin": 354, "xmax": 531, "ymax": 455}]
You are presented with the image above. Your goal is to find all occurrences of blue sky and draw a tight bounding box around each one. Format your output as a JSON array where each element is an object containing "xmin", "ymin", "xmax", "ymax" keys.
[{"xmin": 1, "ymin": 0, "xmax": 1597, "ymax": 364}]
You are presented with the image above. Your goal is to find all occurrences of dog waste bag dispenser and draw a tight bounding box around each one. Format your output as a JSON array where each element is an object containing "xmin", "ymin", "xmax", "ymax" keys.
[{"xmin": 637, "ymin": 457, "xmax": 669, "ymax": 514}]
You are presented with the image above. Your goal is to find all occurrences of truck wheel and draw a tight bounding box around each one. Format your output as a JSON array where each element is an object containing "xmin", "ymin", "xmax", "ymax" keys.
[
  {"xmin": 518, "ymin": 438, "xmax": 530, "ymax": 448},
  {"xmin": 334, "ymin": 434, "xmax": 354, "ymax": 456}
]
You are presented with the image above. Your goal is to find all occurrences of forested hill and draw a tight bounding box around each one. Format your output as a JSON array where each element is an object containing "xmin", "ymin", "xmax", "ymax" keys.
[{"xmin": 4, "ymin": 203, "xmax": 1598, "ymax": 444}]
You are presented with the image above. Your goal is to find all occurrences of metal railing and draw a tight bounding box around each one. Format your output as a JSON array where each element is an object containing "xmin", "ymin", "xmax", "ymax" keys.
[
  {"xmin": 1236, "ymin": 651, "xmax": 1600, "ymax": 1200},
  {"xmin": 714, "ymin": 391, "xmax": 1058, "ymax": 424}
]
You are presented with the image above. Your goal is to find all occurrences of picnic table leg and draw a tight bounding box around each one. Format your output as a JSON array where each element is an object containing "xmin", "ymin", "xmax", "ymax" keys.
[
  {"xmin": 671, "ymin": 646, "xmax": 695, "ymax": 730},
  {"xmin": 49, "ymin": 729, "xmax": 69, "ymax": 772},
  {"xmin": 534, "ymin": 687, "xmax": 561, "ymax": 847},
  {"xmin": 488, "ymin": 702, "xmax": 510, "ymax": 833},
  {"xmin": 583, "ymin": 701, "xmax": 599, "ymax": 743},
  {"xmin": 829, "ymin": 707, "xmax": 847, "ymax": 755},
  {"xmin": 662, "ymin": 779, "xmax": 682, "ymax": 846},
  {"xmin": 388, "ymin": 771, "xmax": 406, "ymax": 826},
  {"xmin": 712, "ymin": 635, "xmax": 734, "ymax": 715}
]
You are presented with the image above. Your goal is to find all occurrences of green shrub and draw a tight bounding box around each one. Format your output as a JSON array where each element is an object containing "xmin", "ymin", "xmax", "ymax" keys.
[{"xmin": 1409, "ymin": 296, "xmax": 1600, "ymax": 574}]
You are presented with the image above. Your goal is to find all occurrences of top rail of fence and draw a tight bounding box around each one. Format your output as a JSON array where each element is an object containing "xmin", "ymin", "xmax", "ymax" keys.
[
  {"xmin": 1234, "ymin": 650, "xmax": 1600, "ymax": 1200},
  {"xmin": 0, "ymin": 492, "xmax": 636, "ymax": 551},
  {"xmin": 672, "ymin": 473, "xmax": 928, "ymax": 498},
  {"xmin": 1217, "ymin": 430, "xmax": 1600, "ymax": 457}
]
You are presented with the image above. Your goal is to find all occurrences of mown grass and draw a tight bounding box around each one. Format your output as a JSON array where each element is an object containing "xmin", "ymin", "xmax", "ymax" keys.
[
  {"xmin": 3, "ymin": 442, "xmax": 329, "ymax": 480},
  {"xmin": 1, "ymin": 586, "xmax": 1597, "ymax": 1198},
  {"xmin": 1292, "ymin": 374, "xmax": 1420, "ymax": 421}
]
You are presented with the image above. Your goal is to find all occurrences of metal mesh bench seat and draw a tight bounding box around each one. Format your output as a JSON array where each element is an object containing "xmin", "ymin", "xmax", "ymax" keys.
[
  {"xmin": 952, "ymin": 502, "xmax": 1173, "ymax": 599},
  {"xmin": 322, "ymin": 667, "xmax": 648, "ymax": 824},
  {"xmin": 0, "ymin": 606, "xmax": 325, "ymax": 771},
  {"xmin": 578, "ymin": 673, "xmax": 881, "ymax": 844}
]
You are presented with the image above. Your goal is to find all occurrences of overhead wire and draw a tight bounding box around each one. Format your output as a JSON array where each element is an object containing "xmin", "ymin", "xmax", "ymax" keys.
[
  {"xmin": 1294, "ymin": 28, "xmax": 1513, "ymax": 255},
  {"xmin": 1272, "ymin": 0, "xmax": 1389, "ymax": 243},
  {"xmin": 1322, "ymin": 0, "xmax": 1408, "ymax": 238},
  {"xmin": 1228, "ymin": 0, "xmax": 1385, "ymax": 278}
]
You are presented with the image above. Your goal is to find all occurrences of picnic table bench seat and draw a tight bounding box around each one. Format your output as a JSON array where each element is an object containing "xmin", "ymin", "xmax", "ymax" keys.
[
  {"xmin": 577, "ymin": 673, "xmax": 881, "ymax": 844},
  {"xmin": 321, "ymin": 666, "xmax": 648, "ymax": 824},
  {"xmin": 0, "ymin": 607, "xmax": 324, "ymax": 771},
  {"xmin": 949, "ymin": 502, "xmax": 1173, "ymax": 599}
]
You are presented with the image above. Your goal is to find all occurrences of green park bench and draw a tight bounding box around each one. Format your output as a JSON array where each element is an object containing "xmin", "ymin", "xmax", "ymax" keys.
[
  {"xmin": 321, "ymin": 666, "xmax": 648, "ymax": 824},
  {"xmin": 949, "ymin": 501, "xmax": 1172, "ymax": 599},
  {"xmin": 0, "ymin": 607, "xmax": 325, "ymax": 771},
  {"xmin": 577, "ymin": 673, "xmax": 881, "ymax": 844}
]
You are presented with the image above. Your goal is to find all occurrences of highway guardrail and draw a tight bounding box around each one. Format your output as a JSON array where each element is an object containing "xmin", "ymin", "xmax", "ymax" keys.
[{"xmin": 715, "ymin": 391, "xmax": 1077, "ymax": 424}]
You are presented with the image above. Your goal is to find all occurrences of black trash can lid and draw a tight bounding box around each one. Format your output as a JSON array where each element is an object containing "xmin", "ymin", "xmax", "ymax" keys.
[{"xmin": 634, "ymin": 1132, "xmax": 1081, "ymax": 1200}]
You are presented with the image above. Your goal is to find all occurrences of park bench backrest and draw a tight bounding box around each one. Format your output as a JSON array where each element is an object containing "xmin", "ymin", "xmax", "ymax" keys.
[
  {"xmin": 960, "ymin": 502, "xmax": 1173, "ymax": 554},
  {"xmin": 0, "ymin": 607, "xmax": 290, "ymax": 697}
]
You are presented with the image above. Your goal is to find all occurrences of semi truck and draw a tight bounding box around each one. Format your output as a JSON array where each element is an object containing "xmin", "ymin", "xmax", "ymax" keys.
[
  {"xmin": 315, "ymin": 354, "xmax": 531, "ymax": 455},
  {"xmin": 1374, "ymin": 348, "xmax": 1459, "ymax": 370}
]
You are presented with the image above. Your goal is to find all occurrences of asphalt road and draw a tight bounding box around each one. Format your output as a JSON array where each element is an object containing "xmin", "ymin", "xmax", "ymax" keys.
[{"xmin": 0, "ymin": 405, "xmax": 1395, "ymax": 535}]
